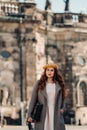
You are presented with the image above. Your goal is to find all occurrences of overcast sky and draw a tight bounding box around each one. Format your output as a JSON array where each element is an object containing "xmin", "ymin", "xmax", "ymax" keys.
[{"xmin": 19, "ymin": 0, "xmax": 87, "ymax": 13}]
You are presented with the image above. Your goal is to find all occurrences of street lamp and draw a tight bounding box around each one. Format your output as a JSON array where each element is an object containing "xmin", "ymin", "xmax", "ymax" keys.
[{"xmin": 19, "ymin": 18, "xmax": 25, "ymax": 126}]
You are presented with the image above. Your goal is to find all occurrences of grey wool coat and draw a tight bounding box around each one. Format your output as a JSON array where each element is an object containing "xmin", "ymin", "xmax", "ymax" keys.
[{"xmin": 27, "ymin": 80, "xmax": 66, "ymax": 130}]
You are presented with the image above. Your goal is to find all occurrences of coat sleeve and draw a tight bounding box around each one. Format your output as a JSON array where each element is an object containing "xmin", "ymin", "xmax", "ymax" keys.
[
  {"xmin": 60, "ymin": 91, "xmax": 65, "ymax": 110},
  {"xmin": 27, "ymin": 80, "xmax": 39, "ymax": 118},
  {"xmin": 61, "ymin": 98, "xmax": 65, "ymax": 110}
]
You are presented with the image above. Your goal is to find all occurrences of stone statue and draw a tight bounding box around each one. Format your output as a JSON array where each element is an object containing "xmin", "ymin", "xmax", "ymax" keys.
[
  {"xmin": 63, "ymin": 0, "xmax": 69, "ymax": 11},
  {"xmin": 45, "ymin": 0, "xmax": 51, "ymax": 10},
  {"xmin": 2, "ymin": 88, "xmax": 9, "ymax": 106}
]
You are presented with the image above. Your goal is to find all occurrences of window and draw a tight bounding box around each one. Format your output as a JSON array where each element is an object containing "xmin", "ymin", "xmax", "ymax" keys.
[
  {"xmin": 78, "ymin": 56, "xmax": 85, "ymax": 66},
  {"xmin": 80, "ymin": 81, "xmax": 87, "ymax": 105},
  {"xmin": 0, "ymin": 51, "xmax": 11, "ymax": 58}
]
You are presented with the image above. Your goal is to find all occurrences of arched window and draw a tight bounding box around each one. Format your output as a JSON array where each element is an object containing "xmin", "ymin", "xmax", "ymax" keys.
[
  {"xmin": 79, "ymin": 81, "xmax": 87, "ymax": 106},
  {"xmin": 0, "ymin": 89, "xmax": 3, "ymax": 104}
]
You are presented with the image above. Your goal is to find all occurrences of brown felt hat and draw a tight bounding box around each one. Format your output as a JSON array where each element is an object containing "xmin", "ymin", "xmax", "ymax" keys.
[{"xmin": 43, "ymin": 63, "xmax": 58, "ymax": 69}]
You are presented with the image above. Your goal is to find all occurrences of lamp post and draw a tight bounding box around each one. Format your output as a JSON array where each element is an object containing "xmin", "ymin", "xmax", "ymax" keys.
[{"xmin": 19, "ymin": 18, "xmax": 25, "ymax": 126}]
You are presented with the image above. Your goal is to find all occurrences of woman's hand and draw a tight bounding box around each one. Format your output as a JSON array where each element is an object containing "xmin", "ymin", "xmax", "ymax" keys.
[
  {"xmin": 60, "ymin": 109, "xmax": 64, "ymax": 114},
  {"xmin": 27, "ymin": 117, "xmax": 33, "ymax": 123}
]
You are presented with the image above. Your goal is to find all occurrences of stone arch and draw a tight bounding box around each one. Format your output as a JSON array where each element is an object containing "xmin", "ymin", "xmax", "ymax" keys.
[{"xmin": 76, "ymin": 80, "xmax": 87, "ymax": 106}]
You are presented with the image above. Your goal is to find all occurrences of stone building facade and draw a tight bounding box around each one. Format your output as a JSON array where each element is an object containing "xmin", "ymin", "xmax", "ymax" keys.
[
  {"xmin": 0, "ymin": 0, "xmax": 87, "ymax": 125},
  {"xmin": 0, "ymin": 0, "xmax": 41, "ymax": 125}
]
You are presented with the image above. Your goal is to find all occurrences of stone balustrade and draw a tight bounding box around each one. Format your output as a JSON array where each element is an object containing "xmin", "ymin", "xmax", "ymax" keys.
[{"xmin": 0, "ymin": 2, "xmax": 18, "ymax": 15}]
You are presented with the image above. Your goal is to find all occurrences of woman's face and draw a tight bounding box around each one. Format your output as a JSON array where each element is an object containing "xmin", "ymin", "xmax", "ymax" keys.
[{"xmin": 46, "ymin": 67, "xmax": 55, "ymax": 78}]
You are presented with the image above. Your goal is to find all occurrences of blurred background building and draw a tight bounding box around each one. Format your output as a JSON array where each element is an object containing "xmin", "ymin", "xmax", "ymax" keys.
[{"xmin": 0, "ymin": 0, "xmax": 87, "ymax": 126}]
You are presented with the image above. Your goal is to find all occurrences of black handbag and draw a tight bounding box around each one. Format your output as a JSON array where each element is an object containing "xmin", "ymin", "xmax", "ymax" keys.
[
  {"xmin": 27, "ymin": 122, "xmax": 33, "ymax": 130},
  {"xmin": 31, "ymin": 101, "xmax": 43, "ymax": 122}
]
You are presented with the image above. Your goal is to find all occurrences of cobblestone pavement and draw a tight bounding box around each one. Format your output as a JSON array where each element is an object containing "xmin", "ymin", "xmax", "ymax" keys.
[{"xmin": 0, "ymin": 125, "xmax": 87, "ymax": 130}]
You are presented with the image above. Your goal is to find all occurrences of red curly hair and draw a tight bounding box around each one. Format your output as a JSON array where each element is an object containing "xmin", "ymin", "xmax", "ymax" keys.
[{"xmin": 38, "ymin": 68, "xmax": 67, "ymax": 99}]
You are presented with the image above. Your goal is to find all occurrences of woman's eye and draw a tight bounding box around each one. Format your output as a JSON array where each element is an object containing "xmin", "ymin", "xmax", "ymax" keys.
[
  {"xmin": 47, "ymin": 69, "xmax": 54, "ymax": 71},
  {"xmin": 51, "ymin": 70, "xmax": 54, "ymax": 71}
]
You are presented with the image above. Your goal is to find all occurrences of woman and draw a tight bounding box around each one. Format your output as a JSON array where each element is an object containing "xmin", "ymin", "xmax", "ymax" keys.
[{"xmin": 27, "ymin": 63, "xmax": 67, "ymax": 130}]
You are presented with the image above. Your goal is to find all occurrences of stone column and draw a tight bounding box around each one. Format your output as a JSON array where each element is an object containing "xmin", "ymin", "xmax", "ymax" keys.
[
  {"xmin": 0, "ymin": 4, "xmax": 1, "ymax": 13},
  {"xmin": 5, "ymin": 4, "xmax": 7, "ymax": 14},
  {"xmin": 8, "ymin": 4, "xmax": 11, "ymax": 13},
  {"xmin": 12, "ymin": 4, "xmax": 15, "ymax": 13},
  {"xmin": 15, "ymin": 5, "xmax": 18, "ymax": 14}
]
